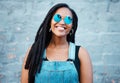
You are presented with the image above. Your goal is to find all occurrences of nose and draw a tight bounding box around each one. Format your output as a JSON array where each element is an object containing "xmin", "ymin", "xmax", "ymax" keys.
[{"xmin": 59, "ymin": 19, "xmax": 65, "ymax": 24}]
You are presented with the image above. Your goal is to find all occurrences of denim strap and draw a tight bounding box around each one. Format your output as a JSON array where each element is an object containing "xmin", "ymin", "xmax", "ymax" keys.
[
  {"xmin": 68, "ymin": 42, "xmax": 75, "ymax": 60},
  {"xmin": 43, "ymin": 49, "xmax": 46, "ymax": 59},
  {"xmin": 42, "ymin": 42, "xmax": 75, "ymax": 60}
]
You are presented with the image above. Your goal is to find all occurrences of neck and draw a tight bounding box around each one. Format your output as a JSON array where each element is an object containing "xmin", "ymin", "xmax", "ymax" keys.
[{"xmin": 49, "ymin": 35, "xmax": 69, "ymax": 48}]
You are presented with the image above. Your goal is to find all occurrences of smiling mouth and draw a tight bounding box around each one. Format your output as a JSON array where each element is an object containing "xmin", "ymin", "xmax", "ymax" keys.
[{"xmin": 55, "ymin": 26, "xmax": 66, "ymax": 30}]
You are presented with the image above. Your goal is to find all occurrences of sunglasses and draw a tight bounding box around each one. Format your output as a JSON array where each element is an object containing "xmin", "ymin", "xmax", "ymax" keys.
[{"xmin": 53, "ymin": 14, "xmax": 73, "ymax": 25}]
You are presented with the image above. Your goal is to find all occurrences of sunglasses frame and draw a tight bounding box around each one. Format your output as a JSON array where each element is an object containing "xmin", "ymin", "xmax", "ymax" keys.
[{"xmin": 53, "ymin": 14, "xmax": 73, "ymax": 25}]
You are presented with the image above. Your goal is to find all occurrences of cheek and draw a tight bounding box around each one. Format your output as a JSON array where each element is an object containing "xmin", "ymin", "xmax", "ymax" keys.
[
  {"xmin": 51, "ymin": 19, "xmax": 56, "ymax": 27},
  {"xmin": 67, "ymin": 24, "xmax": 72, "ymax": 31}
]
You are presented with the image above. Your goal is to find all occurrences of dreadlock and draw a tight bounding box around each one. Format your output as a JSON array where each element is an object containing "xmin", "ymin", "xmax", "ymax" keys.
[{"xmin": 25, "ymin": 3, "xmax": 78, "ymax": 83}]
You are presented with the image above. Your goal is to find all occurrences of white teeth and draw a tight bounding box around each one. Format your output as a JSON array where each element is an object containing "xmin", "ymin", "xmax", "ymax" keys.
[{"xmin": 56, "ymin": 26, "xmax": 65, "ymax": 30}]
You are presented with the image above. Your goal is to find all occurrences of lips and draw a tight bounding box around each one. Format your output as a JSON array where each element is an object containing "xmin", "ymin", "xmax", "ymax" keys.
[{"xmin": 55, "ymin": 26, "xmax": 66, "ymax": 30}]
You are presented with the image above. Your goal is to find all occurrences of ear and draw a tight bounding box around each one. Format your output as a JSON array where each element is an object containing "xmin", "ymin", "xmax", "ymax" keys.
[
  {"xmin": 49, "ymin": 28, "xmax": 52, "ymax": 32},
  {"xmin": 70, "ymin": 28, "xmax": 74, "ymax": 36}
]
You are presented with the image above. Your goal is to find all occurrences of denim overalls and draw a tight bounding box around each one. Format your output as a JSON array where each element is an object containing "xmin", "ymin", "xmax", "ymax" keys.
[{"xmin": 35, "ymin": 42, "xmax": 79, "ymax": 83}]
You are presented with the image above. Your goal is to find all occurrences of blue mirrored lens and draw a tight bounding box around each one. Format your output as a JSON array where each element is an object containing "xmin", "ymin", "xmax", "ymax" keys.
[
  {"xmin": 53, "ymin": 14, "xmax": 61, "ymax": 22},
  {"xmin": 64, "ymin": 16, "xmax": 72, "ymax": 24}
]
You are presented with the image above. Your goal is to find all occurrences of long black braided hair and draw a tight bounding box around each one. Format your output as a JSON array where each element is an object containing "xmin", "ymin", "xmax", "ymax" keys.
[{"xmin": 25, "ymin": 3, "xmax": 78, "ymax": 83}]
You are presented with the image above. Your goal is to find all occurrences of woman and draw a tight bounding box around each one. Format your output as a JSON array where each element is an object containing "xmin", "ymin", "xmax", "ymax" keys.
[{"xmin": 21, "ymin": 3, "xmax": 93, "ymax": 83}]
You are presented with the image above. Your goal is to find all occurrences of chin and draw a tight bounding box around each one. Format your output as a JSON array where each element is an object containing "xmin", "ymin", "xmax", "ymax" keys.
[{"xmin": 54, "ymin": 33, "xmax": 67, "ymax": 37}]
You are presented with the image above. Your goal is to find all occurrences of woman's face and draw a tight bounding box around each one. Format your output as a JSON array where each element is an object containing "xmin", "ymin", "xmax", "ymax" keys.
[{"xmin": 50, "ymin": 7, "xmax": 73, "ymax": 37}]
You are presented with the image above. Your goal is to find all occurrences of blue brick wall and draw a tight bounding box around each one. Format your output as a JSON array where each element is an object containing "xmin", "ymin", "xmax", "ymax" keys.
[{"xmin": 0, "ymin": 0, "xmax": 120, "ymax": 83}]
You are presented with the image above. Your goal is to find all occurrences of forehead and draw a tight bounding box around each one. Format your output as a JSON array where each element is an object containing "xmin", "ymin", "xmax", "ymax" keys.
[{"xmin": 54, "ymin": 7, "xmax": 72, "ymax": 17}]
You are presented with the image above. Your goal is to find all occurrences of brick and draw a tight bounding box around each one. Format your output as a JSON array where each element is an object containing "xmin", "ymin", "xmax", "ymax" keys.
[
  {"xmin": 93, "ymin": 65, "xmax": 120, "ymax": 83},
  {"xmin": 103, "ymin": 55, "xmax": 120, "ymax": 65},
  {"xmin": 102, "ymin": 43, "xmax": 120, "ymax": 55},
  {"xmin": 107, "ymin": 22, "xmax": 120, "ymax": 32}
]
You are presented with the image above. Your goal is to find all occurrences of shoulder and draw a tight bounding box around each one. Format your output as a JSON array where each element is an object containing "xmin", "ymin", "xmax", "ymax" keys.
[
  {"xmin": 77, "ymin": 46, "xmax": 93, "ymax": 82},
  {"xmin": 21, "ymin": 46, "xmax": 31, "ymax": 83},
  {"xmin": 22, "ymin": 46, "xmax": 31, "ymax": 69},
  {"xmin": 22, "ymin": 46, "xmax": 31, "ymax": 71},
  {"xmin": 77, "ymin": 46, "xmax": 91, "ymax": 63},
  {"xmin": 78, "ymin": 46, "xmax": 89, "ymax": 56},
  {"xmin": 24, "ymin": 46, "xmax": 31, "ymax": 63}
]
